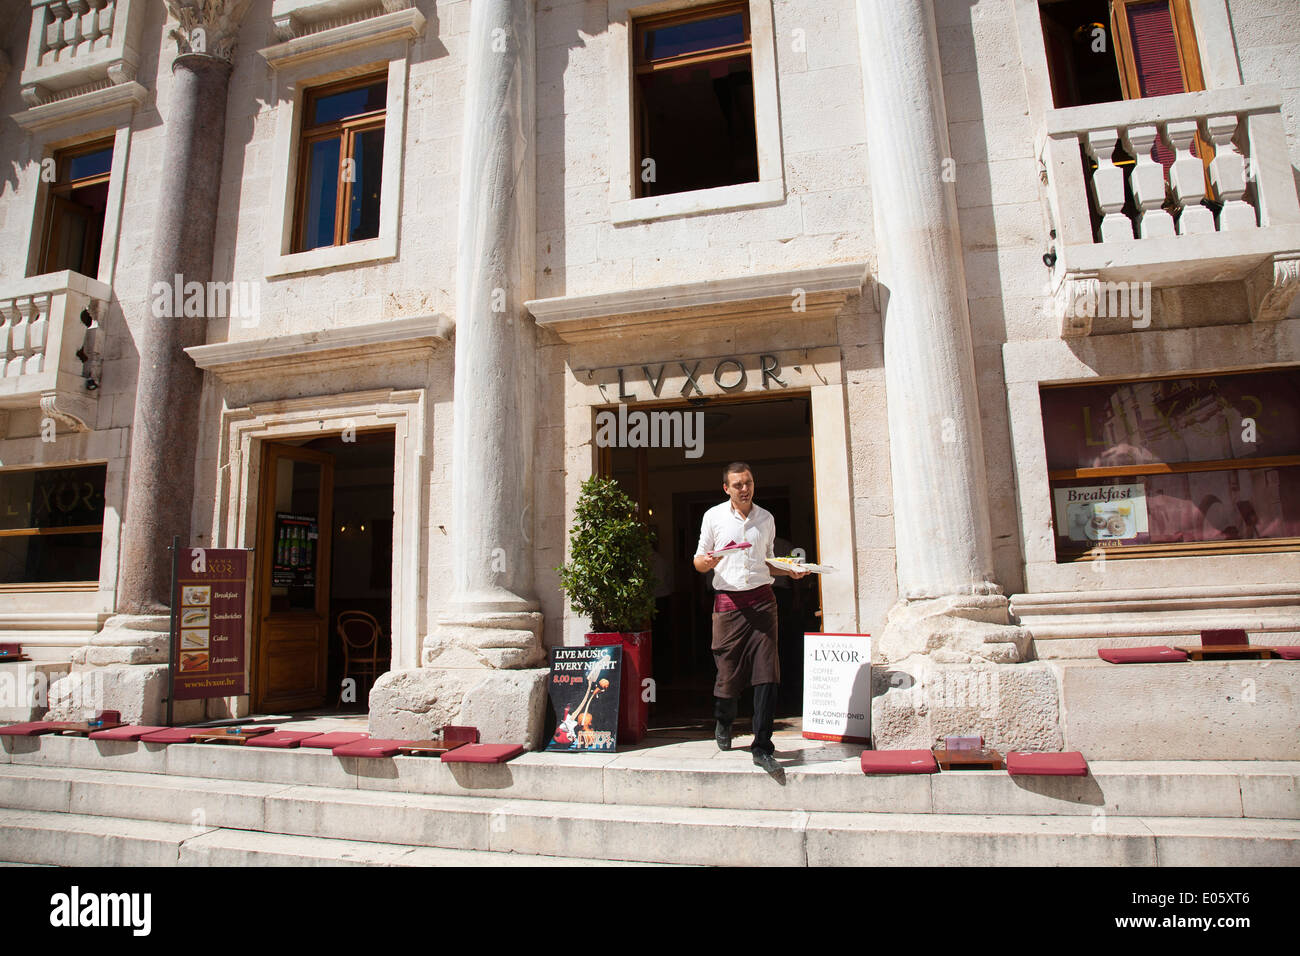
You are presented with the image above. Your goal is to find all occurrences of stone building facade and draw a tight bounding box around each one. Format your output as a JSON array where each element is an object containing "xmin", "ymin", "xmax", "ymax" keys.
[{"xmin": 1, "ymin": 0, "xmax": 1297, "ymax": 755}]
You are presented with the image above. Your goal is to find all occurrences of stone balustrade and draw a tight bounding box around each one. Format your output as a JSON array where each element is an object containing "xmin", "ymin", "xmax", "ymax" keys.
[
  {"xmin": 0, "ymin": 271, "xmax": 110, "ymax": 432},
  {"xmin": 1038, "ymin": 85, "xmax": 1300, "ymax": 335},
  {"xmin": 20, "ymin": 0, "xmax": 145, "ymax": 106}
]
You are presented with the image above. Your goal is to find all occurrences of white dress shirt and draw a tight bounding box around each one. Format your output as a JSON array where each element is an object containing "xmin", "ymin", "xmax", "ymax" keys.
[{"xmin": 695, "ymin": 500, "xmax": 775, "ymax": 592}]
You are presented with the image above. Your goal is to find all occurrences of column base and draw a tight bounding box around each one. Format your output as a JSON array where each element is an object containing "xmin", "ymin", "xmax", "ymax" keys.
[
  {"xmin": 368, "ymin": 666, "xmax": 549, "ymax": 749},
  {"xmin": 0, "ymin": 662, "xmax": 70, "ymax": 722},
  {"xmin": 876, "ymin": 594, "xmax": 1032, "ymax": 665},
  {"xmin": 423, "ymin": 610, "xmax": 545, "ymax": 669},
  {"xmin": 45, "ymin": 663, "xmax": 169, "ymax": 724},
  {"xmin": 869, "ymin": 659, "xmax": 1062, "ymax": 752},
  {"xmin": 72, "ymin": 614, "xmax": 171, "ymax": 666}
]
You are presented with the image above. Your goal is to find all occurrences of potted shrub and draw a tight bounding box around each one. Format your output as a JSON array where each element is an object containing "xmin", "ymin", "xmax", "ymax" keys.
[{"xmin": 557, "ymin": 475, "xmax": 657, "ymax": 742}]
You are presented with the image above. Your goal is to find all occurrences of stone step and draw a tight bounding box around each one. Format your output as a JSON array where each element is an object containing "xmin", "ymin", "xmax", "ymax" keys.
[
  {"xmin": 1, "ymin": 766, "xmax": 1297, "ymax": 866},
  {"xmin": 0, "ymin": 808, "xmax": 666, "ymax": 867},
  {"xmin": 4, "ymin": 735, "xmax": 1298, "ymax": 818}
]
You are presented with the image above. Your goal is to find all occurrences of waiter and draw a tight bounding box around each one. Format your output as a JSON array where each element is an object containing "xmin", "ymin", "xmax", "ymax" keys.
[{"xmin": 693, "ymin": 462, "xmax": 807, "ymax": 774}]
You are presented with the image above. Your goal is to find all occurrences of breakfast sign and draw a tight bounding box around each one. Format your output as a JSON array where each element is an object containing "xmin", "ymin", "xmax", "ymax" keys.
[{"xmin": 171, "ymin": 548, "xmax": 249, "ymax": 701}]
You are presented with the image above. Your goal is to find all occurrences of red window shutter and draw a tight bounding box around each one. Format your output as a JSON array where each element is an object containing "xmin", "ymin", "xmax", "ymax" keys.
[{"xmin": 1127, "ymin": 2, "xmax": 1185, "ymax": 97}]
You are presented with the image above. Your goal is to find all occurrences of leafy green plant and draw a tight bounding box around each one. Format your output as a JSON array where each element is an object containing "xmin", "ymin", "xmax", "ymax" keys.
[{"xmin": 557, "ymin": 476, "xmax": 657, "ymax": 633}]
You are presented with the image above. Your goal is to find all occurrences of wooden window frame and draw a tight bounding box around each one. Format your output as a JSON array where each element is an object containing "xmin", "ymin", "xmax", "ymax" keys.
[
  {"xmin": 1042, "ymin": 370, "xmax": 1300, "ymax": 562},
  {"xmin": 293, "ymin": 73, "xmax": 387, "ymax": 254},
  {"xmin": 1109, "ymin": 0, "xmax": 1205, "ymax": 99},
  {"xmin": 38, "ymin": 137, "xmax": 114, "ymax": 277},
  {"xmin": 631, "ymin": 1, "xmax": 754, "ymax": 200}
]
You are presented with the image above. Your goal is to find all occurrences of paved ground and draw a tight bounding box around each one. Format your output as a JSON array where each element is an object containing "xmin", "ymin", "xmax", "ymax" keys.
[{"xmin": 184, "ymin": 710, "xmax": 864, "ymax": 769}]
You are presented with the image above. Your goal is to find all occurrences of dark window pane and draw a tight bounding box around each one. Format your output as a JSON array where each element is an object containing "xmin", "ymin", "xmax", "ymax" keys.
[
  {"xmin": 0, "ymin": 466, "xmax": 106, "ymax": 531},
  {"xmin": 310, "ymin": 81, "xmax": 387, "ymax": 125},
  {"xmin": 347, "ymin": 127, "xmax": 384, "ymax": 242},
  {"xmin": 0, "ymin": 533, "xmax": 103, "ymax": 584},
  {"xmin": 301, "ymin": 138, "xmax": 341, "ymax": 251},
  {"xmin": 66, "ymin": 146, "xmax": 113, "ymax": 182},
  {"xmin": 644, "ymin": 12, "xmax": 744, "ymax": 61},
  {"xmin": 1040, "ymin": 370, "xmax": 1300, "ymax": 470},
  {"xmin": 637, "ymin": 55, "xmax": 757, "ymax": 197},
  {"xmin": 0, "ymin": 465, "xmax": 105, "ymax": 584}
]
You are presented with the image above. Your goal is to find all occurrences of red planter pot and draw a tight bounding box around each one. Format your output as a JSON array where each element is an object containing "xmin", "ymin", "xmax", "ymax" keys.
[{"xmin": 584, "ymin": 631, "xmax": 652, "ymax": 744}]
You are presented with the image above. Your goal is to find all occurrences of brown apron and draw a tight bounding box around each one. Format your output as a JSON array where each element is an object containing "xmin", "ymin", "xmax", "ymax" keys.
[{"xmin": 711, "ymin": 585, "xmax": 779, "ymax": 698}]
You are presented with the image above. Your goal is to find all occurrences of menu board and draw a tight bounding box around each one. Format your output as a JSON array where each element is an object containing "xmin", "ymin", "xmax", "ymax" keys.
[
  {"xmin": 172, "ymin": 549, "xmax": 248, "ymax": 701},
  {"xmin": 802, "ymin": 633, "xmax": 871, "ymax": 744},
  {"xmin": 546, "ymin": 646, "xmax": 622, "ymax": 752},
  {"xmin": 272, "ymin": 512, "xmax": 318, "ymax": 587}
]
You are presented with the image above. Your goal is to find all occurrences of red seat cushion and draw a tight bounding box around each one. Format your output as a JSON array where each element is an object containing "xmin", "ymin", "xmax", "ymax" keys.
[
  {"xmin": 0, "ymin": 721, "xmax": 60, "ymax": 737},
  {"xmin": 860, "ymin": 750, "xmax": 939, "ymax": 774},
  {"xmin": 245, "ymin": 731, "xmax": 323, "ymax": 749},
  {"xmin": 1274, "ymin": 646, "xmax": 1300, "ymax": 660},
  {"xmin": 1098, "ymin": 646, "xmax": 1188, "ymax": 664},
  {"xmin": 88, "ymin": 725, "xmax": 168, "ymax": 741},
  {"xmin": 1200, "ymin": 628, "xmax": 1247, "ymax": 645},
  {"xmin": 1007, "ymin": 751, "xmax": 1089, "ymax": 776},
  {"xmin": 440, "ymin": 743, "xmax": 524, "ymax": 764},
  {"xmin": 332, "ymin": 738, "xmax": 409, "ymax": 758},
  {"xmin": 300, "ymin": 732, "xmax": 369, "ymax": 749},
  {"xmin": 138, "ymin": 728, "xmax": 201, "ymax": 743}
]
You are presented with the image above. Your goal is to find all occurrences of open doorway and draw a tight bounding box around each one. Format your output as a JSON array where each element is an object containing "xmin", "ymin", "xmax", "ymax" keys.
[
  {"xmin": 603, "ymin": 394, "xmax": 821, "ymax": 729},
  {"xmin": 251, "ymin": 429, "xmax": 395, "ymax": 714}
]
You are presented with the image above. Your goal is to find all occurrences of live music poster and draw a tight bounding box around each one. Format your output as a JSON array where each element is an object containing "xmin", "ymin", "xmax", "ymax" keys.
[{"xmin": 546, "ymin": 646, "xmax": 622, "ymax": 752}]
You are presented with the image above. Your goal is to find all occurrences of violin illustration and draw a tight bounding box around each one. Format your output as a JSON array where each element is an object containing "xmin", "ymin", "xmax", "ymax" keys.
[{"xmin": 554, "ymin": 655, "xmax": 612, "ymax": 749}]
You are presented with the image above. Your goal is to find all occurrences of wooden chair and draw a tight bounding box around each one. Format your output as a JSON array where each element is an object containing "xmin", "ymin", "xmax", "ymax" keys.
[{"xmin": 337, "ymin": 611, "xmax": 385, "ymax": 706}]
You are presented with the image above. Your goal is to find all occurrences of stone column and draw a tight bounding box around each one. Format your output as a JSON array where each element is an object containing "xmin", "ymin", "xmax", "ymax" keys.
[
  {"xmin": 855, "ymin": 0, "xmax": 1028, "ymax": 665},
  {"xmin": 372, "ymin": 0, "xmax": 548, "ymax": 746},
  {"xmin": 59, "ymin": 2, "xmax": 250, "ymax": 714}
]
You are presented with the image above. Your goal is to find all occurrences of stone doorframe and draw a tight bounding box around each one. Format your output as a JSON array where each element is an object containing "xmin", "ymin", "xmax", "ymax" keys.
[
  {"xmin": 213, "ymin": 388, "xmax": 427, "ymax": 675},
  {"xmin": 563, "ymin": 348, "xmax": 859, "ymax": 637}
]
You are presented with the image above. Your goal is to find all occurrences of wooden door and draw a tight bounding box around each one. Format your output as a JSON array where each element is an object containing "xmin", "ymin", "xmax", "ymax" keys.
[{"xmin": 254, "ymin": 443, "xmax": 333, "ymax": 712}]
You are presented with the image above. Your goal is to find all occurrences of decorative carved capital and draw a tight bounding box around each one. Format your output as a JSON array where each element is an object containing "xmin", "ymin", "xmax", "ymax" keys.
[
  {"xmin": 39, "ymin": 391, "xmax": 91, "ymax": 433},
  {"xmin": 165, "ymin": 0, "xmax": 254, "ymax": 62},
  {"xmin": 106, "ymin": 61, "xmax": 137, "ymax": 85},
  {"xmin": 1054, "ymin": 271, "xmax": 1100, "ymax": 338},
  {"xmin": 1248, "ymin": 253, "xmax": 1300, "ymax": 323},
  {"xmin": 20, "ymin": 84, "xmax": 50, "ymax": 108}
]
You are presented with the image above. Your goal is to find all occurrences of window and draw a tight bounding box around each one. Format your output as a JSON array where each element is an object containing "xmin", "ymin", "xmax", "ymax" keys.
[
  {"xmin": 1040, "ymin": 369, "xmax": 1300, "ymax": 561},
  {"xmin": 37, "ymin": 139, "xmax": 113, "ymax": 278},
  {"xmin": 632, "ymin": 2, "xmax": 758, "ymax": 199},
  {"xmin": 1039, "ymin": 0, "xmax": 1204, "ymax": 109},
  {"xmin": 294, "ymin": 74, "xmax": 387, "ymax": 253},
  {"xmin": 0, "ymin": 465, "xmax": 106, "ymax": 585}
]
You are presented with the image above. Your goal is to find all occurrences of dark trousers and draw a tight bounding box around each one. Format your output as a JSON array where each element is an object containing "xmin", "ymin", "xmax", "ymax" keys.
[{"xmin": 715, "ymin": 682, "xmax": 778, "ymax": 755}]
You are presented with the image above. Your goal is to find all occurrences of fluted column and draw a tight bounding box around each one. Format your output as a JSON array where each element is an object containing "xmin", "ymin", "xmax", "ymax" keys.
[
  {"xmin": 427, "ymin": 0, "xmax": 543, "ymax": 668},
  {"xmin": 856, "ymin": 0, "xmax": 1027, "ymax": 663},
  {"xmin": 117, "ymin": 0, "xmax": 250, "ymax": 615}
]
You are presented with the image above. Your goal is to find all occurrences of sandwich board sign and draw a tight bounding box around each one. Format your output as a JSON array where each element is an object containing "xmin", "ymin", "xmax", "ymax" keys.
[
  {"xmin": 802, "ymin": 633, "xmax": 871, "ymax": 744},
  {"xmin": 171, "ymin": 548, "xmax": 249, "ymax": 701}
]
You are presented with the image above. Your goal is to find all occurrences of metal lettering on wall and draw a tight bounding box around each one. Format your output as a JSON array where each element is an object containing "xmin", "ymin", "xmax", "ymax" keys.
[{"xmin": 598, "ymin": 352, "xmax": 795, "ymax": 404}]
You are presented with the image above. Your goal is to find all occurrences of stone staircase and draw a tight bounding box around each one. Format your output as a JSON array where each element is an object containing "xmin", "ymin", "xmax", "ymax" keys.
[{"xmin": 1, "ymin": 734, "xmax": 1297, "ymax": 866}]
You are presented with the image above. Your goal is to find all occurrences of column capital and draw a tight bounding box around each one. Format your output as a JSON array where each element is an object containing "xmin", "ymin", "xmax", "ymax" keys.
[{"xmin": 165, "ymin": 0, "xmax": 254, "ymax": 62}]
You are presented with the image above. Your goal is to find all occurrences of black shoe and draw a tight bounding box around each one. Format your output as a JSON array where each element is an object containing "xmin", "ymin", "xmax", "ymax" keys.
[
  {"xmin": 752, "ymin": 750, "xmax": 782, "ymax": 775},
  {"xmin": 715, "ymin": 722, "xmax": 732, "ymax": 751}
]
